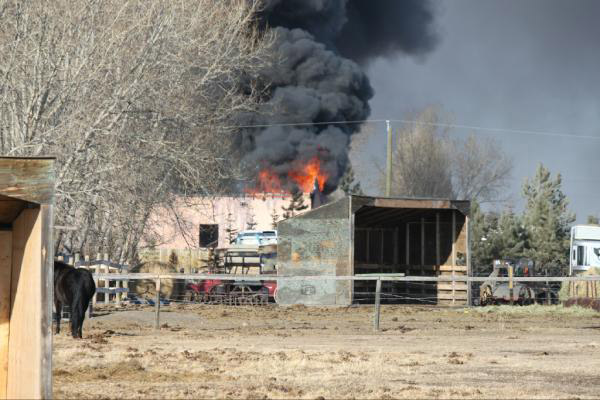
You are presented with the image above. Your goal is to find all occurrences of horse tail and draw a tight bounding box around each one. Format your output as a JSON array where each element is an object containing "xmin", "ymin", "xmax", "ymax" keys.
[
  {"xmin": 70, "ymin": 288, "xmax": 86, "ymax": 338},
  {"xmin": 71, "ymin": 269, "xmax": 96, "ymax": 338}
]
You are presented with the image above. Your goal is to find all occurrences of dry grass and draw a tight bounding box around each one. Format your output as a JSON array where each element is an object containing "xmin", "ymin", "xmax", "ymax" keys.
[
  {"xmin": 53, "ymin": 304, "xmax": 600, "ymax": 399},
  {"xmin": 472, "ymin": 303, "xmax": 599, "ymax": 316}
]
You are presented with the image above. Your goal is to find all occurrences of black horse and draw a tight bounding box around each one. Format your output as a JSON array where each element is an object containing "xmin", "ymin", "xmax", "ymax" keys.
[{"xmin": 54, "ymin": 260, "xmax": 96, "ymax": 338}]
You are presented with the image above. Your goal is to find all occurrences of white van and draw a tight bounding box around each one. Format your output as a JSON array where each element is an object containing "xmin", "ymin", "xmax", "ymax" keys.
[
  {"xmin": 234, "ymin": 230, "xmax": 262, "ymax": 246},
  {"xmin": 233, "ymin": 230, "xmax": 278, "ymax": 246},
  {"xmin": 570, "ymin": 225, "xmax": 600, "ymax": 274}
]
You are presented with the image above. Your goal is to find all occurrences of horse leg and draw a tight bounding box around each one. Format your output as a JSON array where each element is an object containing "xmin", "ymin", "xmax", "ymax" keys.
[
  {"xmin": 77, "ymin": 300, "xmax": 87, "ymax": 338},
  {"xmin": 70, "ymin": 297, "xmax": 84, "ymax": 339},
  {"xmin": 55, "ymin": 299, "xmax": 62, "ymax": 334}
]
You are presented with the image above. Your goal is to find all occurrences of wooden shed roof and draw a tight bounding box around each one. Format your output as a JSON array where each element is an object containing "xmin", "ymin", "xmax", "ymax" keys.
[{"xmin": 0, "ymin": 157, "xmax": 55, "ymax": 205}]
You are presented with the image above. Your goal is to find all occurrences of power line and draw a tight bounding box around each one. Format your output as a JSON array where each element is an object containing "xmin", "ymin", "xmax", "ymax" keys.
[{"xmin": 231, "ymin": 118, "xmax": 600, "ymax": 141}]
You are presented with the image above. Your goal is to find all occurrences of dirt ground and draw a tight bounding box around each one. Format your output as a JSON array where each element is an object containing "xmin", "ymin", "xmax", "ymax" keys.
[{"xmin": 53, "ymin": 304, "xmax": 600, "ymax": 399}]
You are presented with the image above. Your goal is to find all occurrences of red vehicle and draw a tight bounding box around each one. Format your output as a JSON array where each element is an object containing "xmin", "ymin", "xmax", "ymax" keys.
[
  {"xmin": 184, "ymin": 243, "xmax": 277, "ymax": 305},
  {"xmin": 185, "ymin": 278, "xmax": 276, "ymax": 305}
]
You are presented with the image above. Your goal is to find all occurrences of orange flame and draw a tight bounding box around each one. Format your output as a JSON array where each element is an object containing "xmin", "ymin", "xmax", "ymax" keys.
[
  {"xmin": 246, "ymin": 157, "xmax": 328, "ymax": 195},
  {"xmin": 245, "ymin": 168, "xmax": 287, "ymax": 195},
  {"xmin": 288, "ymin": 157, "xmax": 328, "ymax": 193}
]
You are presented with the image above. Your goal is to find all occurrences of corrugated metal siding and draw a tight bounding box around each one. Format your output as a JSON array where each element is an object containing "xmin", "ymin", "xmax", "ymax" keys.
[{"xmin": 276, "ymin": 198, "xmax": 351, "ymax": 305}]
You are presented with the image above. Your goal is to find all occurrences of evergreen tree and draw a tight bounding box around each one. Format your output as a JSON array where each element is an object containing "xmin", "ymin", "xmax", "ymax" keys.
[
  {"xmin": 470, "ymin": 200, "xmax": 499, "ymax": 274},
  {"xmin": 168, "ymin": 250, "xmax": 179, "ymax": 268},
  {"xmin": 587, "ymin": 215, "xmax": 599, "ymax": 224},
  {"xmin": 282, "ymin": 189, "xmax": 308, "ymax": 219},
  {"xmin": 225, "ymin": 211, "xmax": 238, "ymax": 243},
  {"xmin": 471, "ymin": 201, "xmax": 528, "ymax": 275},
  {"xmin": 495, "ymin": 209, "xmax": 528, "ymax": 260},
  {"xmin": 270, "ymin": 209, "xmax": 279, "ymax": 229},
  {"xmin": 339, "ymin": 164, "xmax": 364, "ymax": 196},
  {"xmin": 522, "ymin": 164, "xmax": 575, "ymax": 274}
]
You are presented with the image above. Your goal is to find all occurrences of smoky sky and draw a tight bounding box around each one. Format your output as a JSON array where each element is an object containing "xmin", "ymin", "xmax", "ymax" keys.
[
  {"xmin": 363, "ymin": 0, "xmax": 600, "ymax": 221},
  {"xmin": 240, "ymin": 0, "xmax": 438, "ymax": 193}
]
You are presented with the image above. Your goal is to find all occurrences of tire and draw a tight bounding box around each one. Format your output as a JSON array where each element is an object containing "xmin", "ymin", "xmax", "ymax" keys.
[{"xmin": 480, "ymin": 286, "xmax": 493, "ymax": 306}]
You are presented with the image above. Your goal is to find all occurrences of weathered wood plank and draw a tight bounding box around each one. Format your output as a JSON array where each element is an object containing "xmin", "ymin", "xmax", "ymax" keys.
[
  {"xmin": 439, "ymin": 265, "xmax": 468, "ymax": 272},
  {"xmin": 0, "ymin": 158, "xmax": 55, "ymax": 205},
  {"xmin": 7, "ymin": 209, "xmax": 43, "ymax": 399},
  {"xmin": 437, "ymin": 292, "xmax": 468, "ymax": 300},
  {"xmin": 374, "ymin": 198, "xmax": 451, "ymax": 209},
  {"xmin": 40, "ymin": 205, "xmax": 53, "ymax": 399},
  {"xmin": 0, "ymin": 231, "xmax": 12, "ymax": 398},
  {"xmin": 437, "ymin": 283, "xmax": 468, "ymax": 291}
]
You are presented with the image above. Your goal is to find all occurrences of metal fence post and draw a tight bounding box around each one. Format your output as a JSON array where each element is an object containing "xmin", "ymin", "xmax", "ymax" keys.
[
  {"xmin": 373, "ymin": 278, "xmax": 382, "ymax": 331},
  {"xmin": 154, "ymin": 277, "xmax": 161, "ymax": 330}
]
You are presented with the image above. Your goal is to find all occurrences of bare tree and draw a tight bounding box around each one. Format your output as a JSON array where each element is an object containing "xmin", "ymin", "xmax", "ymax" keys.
[
  {"xmin": 451, "ymin": 134, "xmax": 512, "ymax": 202},
  {"xmin": 376, "ymin": 107, "xmax": 512, "ymax": 202},
  {"xmin": 384, "ymin": 107, "xmax": 454, "ymax": 198},
  {"xmin": 0, "ymin": 0, "xmax": 274, "ymax": 261}
]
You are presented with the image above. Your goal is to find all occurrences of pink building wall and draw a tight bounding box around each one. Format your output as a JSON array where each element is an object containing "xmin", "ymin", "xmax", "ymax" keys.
[{"xmin": 147, "ymin": 194, "xmax": 311, "ymax": 249}]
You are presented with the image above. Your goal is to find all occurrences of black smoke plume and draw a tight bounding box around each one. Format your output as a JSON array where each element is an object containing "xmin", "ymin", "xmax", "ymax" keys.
[{"xmin": 240, "ymin": 0, "xmax": 438, "ymax": 194}]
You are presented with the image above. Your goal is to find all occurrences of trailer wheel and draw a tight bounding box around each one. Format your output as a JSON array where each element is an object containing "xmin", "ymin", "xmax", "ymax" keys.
[{"xmin": 480, "ymin": 285, "xmax": 493, "ymax": 306}]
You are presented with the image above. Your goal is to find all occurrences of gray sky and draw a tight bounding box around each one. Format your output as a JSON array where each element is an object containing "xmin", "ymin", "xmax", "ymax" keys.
[{"xmin": 357, "ymin": 0, "xmax": 600, "ymax": 222}]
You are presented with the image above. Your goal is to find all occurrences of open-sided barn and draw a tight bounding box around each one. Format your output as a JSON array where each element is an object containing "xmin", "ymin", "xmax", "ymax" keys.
[{"xmin": 275, "ymin": 195, "xmax": 470, "ymax": 306}]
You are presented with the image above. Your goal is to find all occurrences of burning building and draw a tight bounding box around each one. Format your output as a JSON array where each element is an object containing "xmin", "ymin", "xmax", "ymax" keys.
[
  {"xmin": 147, "ymin": 158, "xmax": 329, "ymax": 250},
  {"xmin": 236, "ymin": 0, "xmax": 438, "ymax": 198}
]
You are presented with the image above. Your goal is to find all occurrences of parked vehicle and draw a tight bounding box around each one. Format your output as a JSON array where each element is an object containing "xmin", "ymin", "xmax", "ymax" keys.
[
  {"xmin": 233, "ymin": 230, "xmax": 278, "ymax": 246},
  {"xmin": 234, "ymin": 230, "xmax": 263, "ymax": 246},
  {"xmin": 479, "ymin": 259, "xmax": 536, "ymax": 306},
  {"xmin": 260, "ymin": 230, "xmax": 278, "ymax": 246},
  {"xmin": 570, "ymin": 224, "xmax": 600, "ymax": 274},
  {"xmin": 184, "ymin": 277, "xmax": 275, "ymax": 305}
]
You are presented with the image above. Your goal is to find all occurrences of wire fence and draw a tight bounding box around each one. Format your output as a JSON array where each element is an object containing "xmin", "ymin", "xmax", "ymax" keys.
[
  {"xmin": 56, "ymin": 253, "xmax": 600, "ymax": 330},
  {"xmin": 83, "ymin": 272, "xmax": 600, "ymax": 331}
]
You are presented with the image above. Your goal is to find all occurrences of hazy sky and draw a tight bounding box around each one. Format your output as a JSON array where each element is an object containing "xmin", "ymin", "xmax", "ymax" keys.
[{"xmin": 357, "ymin": 0, "xmax": 600, "ymax": 222}]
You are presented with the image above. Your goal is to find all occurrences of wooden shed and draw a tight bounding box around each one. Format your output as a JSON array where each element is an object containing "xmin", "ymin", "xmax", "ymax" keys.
[
  {"xmin": 0, "ymin": 157, "xmax": 54, "ymax": 399},
  {"xmin": 276, "ymin": 195, "xmax": 470, "ymax": 306}
]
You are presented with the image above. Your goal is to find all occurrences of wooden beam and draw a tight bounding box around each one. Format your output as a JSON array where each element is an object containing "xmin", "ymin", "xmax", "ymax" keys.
[
  {"xmin": 436, "ymin": 212, "xmax": 440, "ymax": 266},
  {"xmin": 374, "ymin": 198, "xmax": 451, "ymax": 209},
  {"xmin": 465, "ymin": 214, "xmax": 472, "ymax": 306},
  {"xmin": 452, "ymin": 210, "xmax": 456, "ymax": 267},
  {"xmin": 0, "ymin": 231, "xmax": 12, "ymax": 399},
  {"xmin": 439, "ymin": 265, "xmax": 467, "ymax": 272},
  {"xmin": 405, "ymin": 223, "xmax": 410, "ymax": 265},
  {"xmin": 380, "ymin": 229, "xmax": 384, "ymax": 268},
  {"xmin": 437, "ymin": 283, "xmax": 468, "ymax": 291},
  {"xmin": 451, "ymin": 210, "xmax": 456, "ymax": 306},
  {"xmin": 420, "ymin": 218, "xmax": 425, "ymax": 266},
  {"xmin": 0, "ymin": 158, "xmax": 55, "ymax": 205},
  {"xmin": 349, "ymin": 199, "xmax": 355, "ymax": 304},
  {"xmin": 393, "ymin": 227, "xmax": 399, "ymax": 265},
  {"xmin": 365, "ymin": 228, "xmax": 370, "ymax": 263},
  {"xmin": 39, "ymin": 204, "xmax": 53, "ymax": 399}
]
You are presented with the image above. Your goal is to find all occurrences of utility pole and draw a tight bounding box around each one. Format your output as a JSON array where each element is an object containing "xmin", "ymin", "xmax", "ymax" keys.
[{"xmin": 385, "ymin": 120, "xmax": 392, "ymax": 196}]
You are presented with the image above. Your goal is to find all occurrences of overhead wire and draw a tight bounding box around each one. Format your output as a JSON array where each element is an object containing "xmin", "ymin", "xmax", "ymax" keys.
[{"xmin": 230, "ymin": 118, "xmax": 600, "ymax": 141}]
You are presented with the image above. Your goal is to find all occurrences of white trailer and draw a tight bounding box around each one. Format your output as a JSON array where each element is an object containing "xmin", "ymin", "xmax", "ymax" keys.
[{"xmin": 570, "ymin": 225, "xmax": 600, "ymax": 274}]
